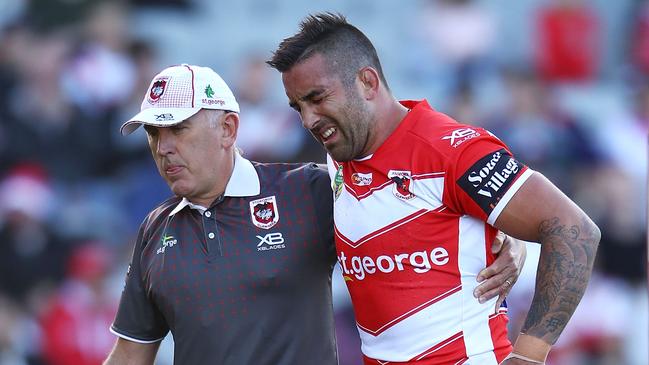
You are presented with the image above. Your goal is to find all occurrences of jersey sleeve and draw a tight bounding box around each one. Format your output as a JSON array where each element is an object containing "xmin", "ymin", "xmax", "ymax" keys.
[
  {"xmin": 308, "ymin": 163, "xmax": 336, "ymax": 265},
  {"xmin": 110, "ymin": 216, "xmax": 169, "ymax": 343},
  {"xmin": 443, "ymin": 130, "xmax": 534, "ymax": 225}
]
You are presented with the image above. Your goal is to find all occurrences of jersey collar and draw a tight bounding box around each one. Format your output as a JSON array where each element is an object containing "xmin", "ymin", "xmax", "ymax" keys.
[{"xmin": 168, "ymin": 151, "xmax": 260, "ymax": 216}]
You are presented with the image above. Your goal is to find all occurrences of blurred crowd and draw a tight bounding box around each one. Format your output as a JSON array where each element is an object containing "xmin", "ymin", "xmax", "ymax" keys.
[{"xmin": 0, "ymin": 0, "xmax": 646, "ymax": 365}]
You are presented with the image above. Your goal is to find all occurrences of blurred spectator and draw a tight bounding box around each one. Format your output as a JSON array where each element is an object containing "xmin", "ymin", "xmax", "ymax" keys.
[
  {"xmin": 2, "ymin": 28, "xmax": 118, "ymax": 182},
  {"xmin": 573, "ymin": 164, "xmax": 646, "ymax": 283},
  {"xmin": 0, "ymin": 164, "xmax": 68, "ymax": 304},
  {"xmin": 61, "ymin": 1, "xmax": 136, "ymax": 113},
  {"xmin": 631, "ymin": 1, "xmax": 649, "ymax": 77},
  {"xmin": 128, "ymin": 0, "xmax": 193, "ymax": 9},
  {"xmin": 26, "ymin": 0, "xmax": 99, "ymax": 33},
  {"xmin": 39, "ymin": 243, "xmax": 118, "ymax": 365},
  {"xmin": 481, "ymin": 67, "xmax": 600, "ymax": 192},
  {"xmin": 233, "ymin": 55, "xmax": 309, "ymax": 162},
  {"xmin": 535, "ymin": 0, "xmax": 600, "ymax": 83},
  {"xmin": 589, "ymin": 83, "xmax": 649, "ymax": 182},
  {"xmin": 417, "ymin": 0, "xmax": 497, "ymax": 94},
  {"xmin": 0, "ymin": 295, "xmax": 42, "ymax": 365}
]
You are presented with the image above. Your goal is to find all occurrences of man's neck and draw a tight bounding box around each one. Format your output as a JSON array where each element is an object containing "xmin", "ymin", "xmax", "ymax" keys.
[
  {"xmin": 365, "ymin": 96, "xmax": 410, "ymax": 156},
  {"xmin": 187, "ymin": 151, "xmax": 235, "ymax": 208}
]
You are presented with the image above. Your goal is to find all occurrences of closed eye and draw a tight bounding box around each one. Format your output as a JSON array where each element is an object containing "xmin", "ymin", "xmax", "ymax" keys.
[
  {"xmin": 170, "ymin": 124, "xmax": 186, "ymax": 134},
  {"xmin": 144, "ymin": 125, "xmax": 158, "ymax": 137}
]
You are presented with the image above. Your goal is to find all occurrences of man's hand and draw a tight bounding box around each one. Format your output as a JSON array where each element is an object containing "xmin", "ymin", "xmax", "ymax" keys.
[{"xmin": 473, "ymin": 231, "xmax": 527, "ymax": 308}]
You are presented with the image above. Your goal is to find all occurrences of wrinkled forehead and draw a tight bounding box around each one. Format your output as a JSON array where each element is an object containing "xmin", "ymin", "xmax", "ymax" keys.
[{"xmin": 281, "ymin": 53, "xmax": 341, "ymax": 98}]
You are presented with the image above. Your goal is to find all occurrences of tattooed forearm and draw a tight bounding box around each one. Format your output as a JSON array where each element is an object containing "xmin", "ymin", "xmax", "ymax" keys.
[{"xmin": 521, "ymin": 216, "xmax": 600, "ymax": 344}]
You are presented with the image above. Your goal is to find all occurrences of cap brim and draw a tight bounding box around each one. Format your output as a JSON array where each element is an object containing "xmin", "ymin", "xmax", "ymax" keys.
[{"xmin": 120, "ymin": 107, "xmax": 202, "ymax": 135}]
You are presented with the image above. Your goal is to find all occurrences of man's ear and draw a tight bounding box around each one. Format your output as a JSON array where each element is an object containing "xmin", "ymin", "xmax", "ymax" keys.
[
  {"xmin": 221, "ymin": 112, "xmax": 239, "ymax": 148},
  {"xmin": 358, "ymin": 67, "xmax": 380, "ymax": 100}
]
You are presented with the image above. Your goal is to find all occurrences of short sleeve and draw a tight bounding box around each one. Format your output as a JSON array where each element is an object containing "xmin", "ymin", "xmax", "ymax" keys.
[
  {"xmin": 110, "ymin": 217, "xmax": 169, "ymax": 343},
  {"xmin": 308, "ymin": 163, "xmax": 336, "ymax": 264},
  {"xmin": 443, "ymin": 131, "xmax": 533, "ymax": 225}
]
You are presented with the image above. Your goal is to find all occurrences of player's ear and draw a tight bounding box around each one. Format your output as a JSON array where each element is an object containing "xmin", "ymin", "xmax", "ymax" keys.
[
  {"xmin": 358, "ymin": 67, "xmax": 380, "ymax": 100},
  {"xmin": 221, "ymin": 111, "xmax": 239, "ymax": 148}
]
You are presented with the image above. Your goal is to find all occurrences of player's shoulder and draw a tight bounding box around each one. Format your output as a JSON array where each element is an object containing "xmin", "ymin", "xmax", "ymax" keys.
[
  {"xmin": 408, "ymin": 108, "xmax": 486, "ymax": 150},
  {"xmin": 252, "ymin": 161, "xmax": 328, "ymax": 185},
  {"xmin": 141, "ymin": 196, "xmax": 183, "ymax": 232}
]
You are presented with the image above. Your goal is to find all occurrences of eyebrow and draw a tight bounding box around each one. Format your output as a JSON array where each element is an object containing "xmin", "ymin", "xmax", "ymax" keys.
[{"xmin": 288, "ymin": 89, "xmax": 325, "ymax": 109}]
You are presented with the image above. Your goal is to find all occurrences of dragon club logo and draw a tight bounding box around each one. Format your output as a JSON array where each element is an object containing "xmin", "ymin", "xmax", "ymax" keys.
[
  {"xmin": 249, "ymin": 195, "xmax": 280, "ymax": 229},
  {"xmin": 148, "ymin": 77, "xmax": 169, "ymax": 103},
  {"xmin": 388, "ymin": 170, "xmax": 415, "ymax": 200}
]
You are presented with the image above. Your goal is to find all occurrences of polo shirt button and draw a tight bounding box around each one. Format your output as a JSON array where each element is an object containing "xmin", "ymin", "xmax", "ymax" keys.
[
  {"xmin": 208, "ymin": 232, "xmax": 215, "ymax": 239},
  {"xmin": 205, "ymin": 211, "xmax": 211, "ymax": 217}
]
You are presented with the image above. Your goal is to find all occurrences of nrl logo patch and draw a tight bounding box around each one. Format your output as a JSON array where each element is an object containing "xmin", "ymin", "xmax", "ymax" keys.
[
  {"xmin": 332, "ymin": 165, "xmax": 344, "ymax": 201},
  {"xmin": 249, "ymin": 195, "xmax": 279, "ymax": 229},
  {"xmin": 148, "ymin": 77, "xmax": 169, "ymax": 103},
  {"xmin": 388, "ymin": 170, "xmax": 415, "ymax": 200}
]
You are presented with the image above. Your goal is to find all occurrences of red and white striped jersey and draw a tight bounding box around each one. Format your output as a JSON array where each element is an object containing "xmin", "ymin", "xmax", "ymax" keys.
[{"xmin": 327, "ymin": 100, "xmax": 533, "ymax": 365}]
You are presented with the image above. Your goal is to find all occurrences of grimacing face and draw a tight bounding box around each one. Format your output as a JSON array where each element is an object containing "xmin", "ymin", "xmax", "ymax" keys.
[
  {"xmin": 144, "ymin": 109, "xmax": 231, "ymax": 205},
  {"xmin": 281, "ymin": 53, "xmax": 374, "ymax": 161}
]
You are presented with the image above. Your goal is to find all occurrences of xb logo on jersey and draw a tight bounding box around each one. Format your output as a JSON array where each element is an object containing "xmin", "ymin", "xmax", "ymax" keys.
[
  {"xmin": 257, "ymin": 232, "xmax": 285, "ymax": 251},
  {"xmin": 442, "ymin": 128, "xmax": 480, "ymax": 148},
  {"xmin": 156, "ymin": 235, "xmax": 178, "ymax": 255}
]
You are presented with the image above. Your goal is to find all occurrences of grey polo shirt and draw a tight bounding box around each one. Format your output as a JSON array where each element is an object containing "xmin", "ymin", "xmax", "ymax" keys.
[{"xmin": 111, "ymin": 154, "xmax": 337, "ymax": 364}]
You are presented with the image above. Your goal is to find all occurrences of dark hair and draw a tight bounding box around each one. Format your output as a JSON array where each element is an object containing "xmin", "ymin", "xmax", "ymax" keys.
[{"xmin": 267, "ymin": 12, "xmax": 388, "ymax": 89}]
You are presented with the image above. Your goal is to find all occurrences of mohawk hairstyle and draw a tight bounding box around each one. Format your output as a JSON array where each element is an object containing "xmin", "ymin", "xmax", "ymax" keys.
[{"xmin": 267, "ymin": 12, "xmax": 388, "ymax": 89}]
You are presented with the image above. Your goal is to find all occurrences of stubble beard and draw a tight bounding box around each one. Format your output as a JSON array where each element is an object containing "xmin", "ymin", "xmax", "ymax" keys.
[{"xmin": 329, "ymin": 95, "xmax": 373, "ymax": 162}]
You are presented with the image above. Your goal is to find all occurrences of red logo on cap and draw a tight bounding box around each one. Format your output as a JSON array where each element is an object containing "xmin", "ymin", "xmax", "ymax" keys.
[{"xmin": 148, "ymin": 78, "xmax": 168, "ymax": 103}]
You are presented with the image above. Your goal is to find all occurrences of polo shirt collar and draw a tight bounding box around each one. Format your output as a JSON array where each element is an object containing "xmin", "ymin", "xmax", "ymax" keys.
[{"xmin": 168, "ymin": 152, "xmax": 260, "ymax": 216}]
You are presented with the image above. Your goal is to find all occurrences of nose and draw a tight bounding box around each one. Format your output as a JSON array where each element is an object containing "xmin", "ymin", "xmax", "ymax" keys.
[
  {"xmin": 300, "ymin": 106, "xmax": 319, "ymax": 130},
  {"xmin": 155, "ymin": 129, "xmax": 175, "ymax": 156}
]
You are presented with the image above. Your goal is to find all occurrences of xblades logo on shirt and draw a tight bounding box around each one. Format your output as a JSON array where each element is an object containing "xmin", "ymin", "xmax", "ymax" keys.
[
  {"xmin": 442, "ymin": 128, "xmax": 480, "ymax": 148},
  {"xmin": 256, "ymin": 232, "xmax": 286, "ymax": 251}
]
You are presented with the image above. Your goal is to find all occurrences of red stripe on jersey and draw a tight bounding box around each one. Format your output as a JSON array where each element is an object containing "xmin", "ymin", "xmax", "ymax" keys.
[
  {"xmin": 338, "ymin": 215, "xmax": 461, "ymax": 334},
  {"xmin": 489, "ymin": 313, "xmax": 513, "ymax": 363},
  {"xmin": 357, "ymin": 284, "xmax": 461, "ymax": 336},
  {"xmin": 335, "ymin": 209, "xmax": 431, "ymax": 248},
  {"xmin": 362, "ymin": 331, "xmax": 468, "ymax": 365}
]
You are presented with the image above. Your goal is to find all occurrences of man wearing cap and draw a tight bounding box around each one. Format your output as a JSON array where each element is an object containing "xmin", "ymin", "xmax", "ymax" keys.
[{"xmin": 104, "ymin": 64, "xmax": 525, "ymax": 365}]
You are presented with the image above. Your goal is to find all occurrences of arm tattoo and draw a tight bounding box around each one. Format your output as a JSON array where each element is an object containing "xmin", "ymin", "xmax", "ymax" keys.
[{"xmin": 521, "ymin": 216, "xmax": 599, "ymax": 344}]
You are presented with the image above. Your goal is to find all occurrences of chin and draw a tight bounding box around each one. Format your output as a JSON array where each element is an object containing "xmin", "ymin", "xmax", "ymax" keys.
[
  {"xmin": 328, "ymin": 150, "xmax": 353, "ymax": 162},
  {"xmin": 169, "ymin": 183, "xmax": 190, "ymax": 198}
]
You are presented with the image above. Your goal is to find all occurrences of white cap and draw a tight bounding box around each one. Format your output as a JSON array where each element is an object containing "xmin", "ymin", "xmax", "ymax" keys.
[{"xmin": 120, "ymin": 64, "xmax": 240, "ymax": 135}]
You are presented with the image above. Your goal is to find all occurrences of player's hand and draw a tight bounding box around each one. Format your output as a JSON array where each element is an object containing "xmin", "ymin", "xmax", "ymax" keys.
[{"xmin": 473, "ymin": 231, "xmax": 526, "ymax": 308}]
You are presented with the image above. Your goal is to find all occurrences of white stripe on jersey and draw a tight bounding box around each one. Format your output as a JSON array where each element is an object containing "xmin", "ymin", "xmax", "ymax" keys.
[
  {"xmin": 334, "ymin": 175, "xmax": 445, "ymax": 244},
  {"xmin": 357, "ymin": 288, "xmax": 463, "ymax": 361},
  {"xmin": 487, "ymin": 168, "xmax": 534, "ymax": 225},
  {"xmin": 458, "ymin": 215, "xmax": 499, "ymax": 364}
]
